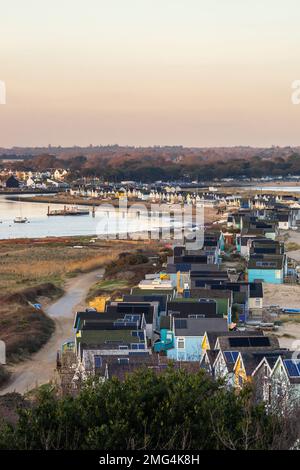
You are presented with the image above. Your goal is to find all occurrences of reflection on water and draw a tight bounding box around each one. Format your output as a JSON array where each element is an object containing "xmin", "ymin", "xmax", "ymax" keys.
[
  {"xmin": 0, "ymin": 196, "xmax": 184, "ymax": 240},
  {"xmin": 251, "ymin": 186, "xmax": 300, "ymax": 192}
]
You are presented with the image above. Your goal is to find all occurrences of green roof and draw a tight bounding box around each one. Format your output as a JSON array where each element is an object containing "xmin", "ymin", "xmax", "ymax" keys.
[
  {"xmin": 77, "ymin": 329, "xmax": 140, "ymax": 346},
  {"xmin": 131, "ymin": 287, "xmax": 174, "ymax": 297}
]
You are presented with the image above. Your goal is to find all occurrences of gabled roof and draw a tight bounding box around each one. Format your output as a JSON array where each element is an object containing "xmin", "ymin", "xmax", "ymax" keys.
[
  {"xmin": 190, "ymin": 269, "xmax": 228, "ymax": 278},
  {"xmin": 105, "ymin": 301, "xmax": 157, "ymax": 324},
  {"xmin": 200, "ymin": 349, "xmax": 219, "ymax": 369},
  {"xmin": 166, "ymin": 263, "xmax": 192, "ymax": 273},
  {"xmin": 248, "ymin": 254, "xmax": 284, "ymax": 270},
  {"xmin": 216, "ymin": 334, "xmax": 279, "ymax": 352},
  {"xmin": 251, "ymin": 350, "xmax": 292, "ymax": 377},
  {"xmin": 123, "ymin": 294, "xmax": 168, "ymax": 312},
  {"xmin": 74, "ymin": 311, "xmax": 103, "ymax": 329},
  {"xmin": 174, "ymin": 254, "xmax": 208, "ymax": 264},
  {"xmin": 190, "ymin": 288, "xmax": 232, "ymax": 300},
  {"xmin": 203, "ymin": 330, "xmax": 264, "ymax": 350},
  {"xmin": 205, "ymin": 349, "xmax": 219, "ymax": 366},
  {"xmin": 131, "ymin": 287, "xmax": 175, "ymax": 297},
  {"xmin": 80, "ymin": 328, "xmax": 142, "ymax": 341},
  {"xmin": 271, "ymin": 355, "xmax": 300, "ymax": 384},
  {"xmin": 84, "ymin": 352, "xmax": 200, "ymax": 380},
  {"xmin": 74, "ymin": 308, "xmax": 146, "ymax": 330},
  {"xmin": 235, "ymin": 351, "xmax": 271, "ymax": 376},
  {"xmin": 174, "ymin": 317, "xmax": 228, "ymax": 337},
  {"xmin": 214, "ymin": 349, "xmax": 239, "ymax": 373},
  {"xmin": 167, "ymin": 299, "xmax": 217, "ymax": 318}
]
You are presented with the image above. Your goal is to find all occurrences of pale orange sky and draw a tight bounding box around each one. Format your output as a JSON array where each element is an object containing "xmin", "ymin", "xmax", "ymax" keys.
[{"xmin": 1, "ymin": 0, "xmax": 300, "ymax": 147}]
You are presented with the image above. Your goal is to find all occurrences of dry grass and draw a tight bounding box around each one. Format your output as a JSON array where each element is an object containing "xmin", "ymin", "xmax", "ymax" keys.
[
  {"xmin": 0, "ymin": 241, "xmax": 126, "ymax": 294},
  {"xmin": 87, "ymin": 248, "xmax": 163, "ymax": 303},
  {"xmin": 67, "ymin": 253, "xmax": 117, "ymax": 274},
  {"xmin": 0, "ymin": 238, "xmax": 162, "ymax": 373},
  {"xmin": 0, "ymin": 238, "xmax": 163, "ymax": 293},
  {"xmin": 0, "ymin": 302, "xmax": 55, "ymax": 362},
  {"xmin": 286, "ymin": 242, "xmax": 300, "ymax": 251}
]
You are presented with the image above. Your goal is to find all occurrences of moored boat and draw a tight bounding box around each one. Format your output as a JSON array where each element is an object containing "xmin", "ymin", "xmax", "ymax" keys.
[
  {"xmin": 47, "ymin": 205, "xmax": 90, "ymax": 216},
  {"xmin": 14, "ymin": 216, "xmax": 28, "ymax": 223}
]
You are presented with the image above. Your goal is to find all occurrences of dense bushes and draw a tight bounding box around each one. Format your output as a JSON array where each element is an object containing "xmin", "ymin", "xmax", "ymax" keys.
[
  {"xmin": 0, "ymin": 368, "xmax": 282, "ymax": 450},
  {"xmin": 0, "ymin": 366, "xmax": 10, "ymax": 388},
  {"xmin": 0, "ymin": 303, "xmax": 55, "ymax": 362},
  {"xmin": 2, "ymin": 283, "xmax": 63, "ymax": 305},
  {"xmin": 105, "ymin": 252, "xmax": 149, "ymax": 277}
]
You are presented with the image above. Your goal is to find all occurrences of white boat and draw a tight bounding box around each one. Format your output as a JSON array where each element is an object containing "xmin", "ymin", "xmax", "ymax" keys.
[
  {"xmin": 14, "ymin": 216, "xmax": 28, "ymax": 224},
  {"xmin": 14, "ymin": 198, "xmax": 29, "ymax": 223}
]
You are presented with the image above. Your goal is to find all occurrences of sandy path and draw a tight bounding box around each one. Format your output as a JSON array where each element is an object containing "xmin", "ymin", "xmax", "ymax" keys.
[
  {"xmin": 0, "ymin": 268, "xmax": 104, "ymax": 395},
  {"xmin": 274, "ymin": 322, "xmax": 300, "ymax": 350},
  {"xmin": 281, "ymin": 229, "xmax": 300, "ymax": 262},
  {"xmin": 263, "ymin": 283, "xmax": 300, "ymax": 309},
  {"xmin": 263, "ymin": 281, "xmax": 300, "ymax": 350}
]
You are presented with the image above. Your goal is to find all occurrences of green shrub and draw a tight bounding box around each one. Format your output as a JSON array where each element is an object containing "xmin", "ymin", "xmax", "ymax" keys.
[{"xmin": 0, "ymin": 368, "xmax": 280, "ymax": 450}]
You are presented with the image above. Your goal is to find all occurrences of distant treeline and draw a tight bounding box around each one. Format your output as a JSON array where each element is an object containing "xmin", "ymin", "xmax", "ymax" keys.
[{"xmin": 2, "ymin": 152, "xmax": 300, "ymax": 182}]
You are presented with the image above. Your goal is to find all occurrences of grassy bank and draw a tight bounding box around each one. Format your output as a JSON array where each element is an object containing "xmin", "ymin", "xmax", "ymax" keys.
[
  {"xmin": 86, "ymin": 246, "xmax": 167, "ymax": 302},
  {"xmin": 0, "ymin": 302, "xmax": 55, "ymax": 362},
  {"xmin": 7, "ymin": 194, "xmax": 149, "ymax": 208},
  {"xmin": 0, "ymin": 238, "xmax": 155, "ymax": 383},
  {"xmin": 0, "ymin": 367, "xmax": 10, "ymax": 388},
  {"xmin": 0, "ymin": 237, "xmax": 123, "ymax": 294}
]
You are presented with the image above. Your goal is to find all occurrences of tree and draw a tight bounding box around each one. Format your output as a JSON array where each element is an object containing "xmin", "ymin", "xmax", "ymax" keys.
[{"xmin": 0, "ymin": 368, "xmax": 281, "ymax": 450}]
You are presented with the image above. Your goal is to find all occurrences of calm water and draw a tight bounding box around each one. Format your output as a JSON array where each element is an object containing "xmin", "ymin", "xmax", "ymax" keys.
[
  {"xmin": 252, "ymin": 186, "xmax": 300, "ymax": 192},
  {"xmin": 0, "ymin": 196, "xmax": 183, "ymax": 240}
]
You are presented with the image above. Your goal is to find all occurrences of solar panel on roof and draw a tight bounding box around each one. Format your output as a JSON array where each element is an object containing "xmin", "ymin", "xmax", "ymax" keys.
[
  {"xmin": 228, "ymin": 337, "xmax": 250, "ymax": 347},
  {"xmin": 131, "ymin": 330, "xmax": 145, "ymax": 340},
  {"xmin": 113, "ymin": 321, "xmax": 138, "ymax": 328},
  {"xmin": 249, "ymin": 337, "xmax": 270, "ymax": 347},
  {"xmin": 224, "ymin": 351, "xmax": 239, "ymax": 363},
  {"xmin": 224, "ymin": 351, "xmax": 233, "ymax": 363},
  {"xmin": 128, "ymin": 351, "xmax": 149, "ymax": 356},
  {"xmin": 228, "ymin": 336, "xmax": 270, "ymax": 348},
  {"xmin": 232, "ymin": 351, "xmax": 239, "ymax": 362},
  {"xmin": 284, "ymin": 359, "xmax": 300, "ymax": 377},
  {"xmin": 174, "ymin": 263, "xmax": 191, "ymax": 272},
  {"xmin": 124, "ymin": 314, "xmax": 141, "ymax": 322},
  {"xmin": 131, "ymin": 343, "xmax": 145, "ymax": 350}
]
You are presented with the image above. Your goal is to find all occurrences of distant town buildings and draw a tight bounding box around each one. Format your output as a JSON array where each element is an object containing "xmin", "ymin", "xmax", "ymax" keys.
[{"xmin": 0, "ymin": 168, "xmax": 70, "ymax": 190}]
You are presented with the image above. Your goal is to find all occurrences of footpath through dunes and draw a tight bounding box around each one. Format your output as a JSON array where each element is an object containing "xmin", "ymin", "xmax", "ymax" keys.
[{"xmin": 0, "ymin": 268, "xmax": 104, "ymax": 395}]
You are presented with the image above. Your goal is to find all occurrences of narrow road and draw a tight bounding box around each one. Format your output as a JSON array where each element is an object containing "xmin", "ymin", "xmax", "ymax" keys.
[{"xmin": 0, "ymin": 268, "xmax": 104, "ymax": 395}]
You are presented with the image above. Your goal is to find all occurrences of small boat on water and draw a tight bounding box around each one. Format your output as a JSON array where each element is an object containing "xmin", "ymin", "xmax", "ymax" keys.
[
  {"xmin": 47, "ymin": 205, "xmax": 91, "ymax": 216},
  {"xmin": 14, "ymin": 216, "xmax": 28, "ymax": 224},
  {"xmin": 14, "ymin": 197, "xmax": 29, "ymax": 223}
]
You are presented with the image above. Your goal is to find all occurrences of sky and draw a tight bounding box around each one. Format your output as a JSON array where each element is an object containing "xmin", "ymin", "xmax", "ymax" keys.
[{"xmin": 1, "ymin": 0, "xmax": 300, "ymax": 148}]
